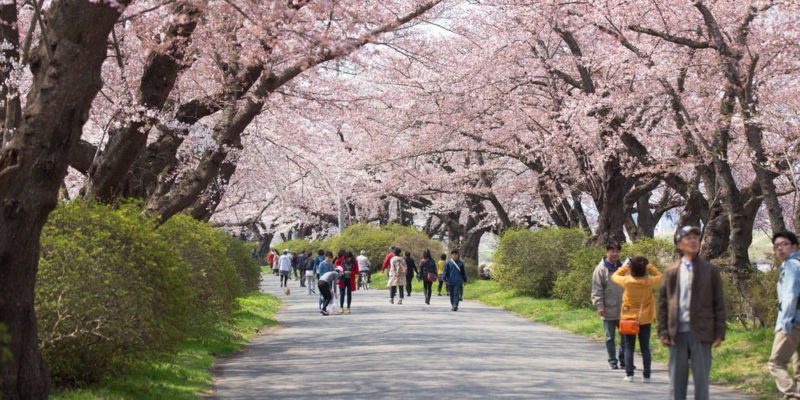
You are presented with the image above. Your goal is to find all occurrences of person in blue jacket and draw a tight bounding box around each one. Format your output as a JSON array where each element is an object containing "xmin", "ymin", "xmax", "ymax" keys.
[
  {"xmin": 443, "ymin": 249, "xmax": 467, "ymax": 311},
  {"xmin": 768, "ymin": 230, "xmax": 800, "ymax": 399}
]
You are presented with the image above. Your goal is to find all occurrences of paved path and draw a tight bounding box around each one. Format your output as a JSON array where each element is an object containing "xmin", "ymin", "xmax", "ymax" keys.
[{"xmin": 210, "ymin": 274, "xmax": 754, "ymax": 399}]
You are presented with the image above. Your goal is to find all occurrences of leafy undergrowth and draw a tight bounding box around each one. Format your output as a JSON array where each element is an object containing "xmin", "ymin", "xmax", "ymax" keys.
[
  {"xmin": 51, "ymin": 292, "xmax": 281, "ymax": 400},
  {"xmin": 463, "ymin": 280, "xmax": 777, "ymax": 400}
]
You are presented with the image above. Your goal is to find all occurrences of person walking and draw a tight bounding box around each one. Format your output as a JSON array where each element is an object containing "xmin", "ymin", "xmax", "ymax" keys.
[
  {"xmin": 658, "ymin": 226, "xmax": 726, "ymax": 400},
  {"xmin": 443, "ymin": 249, "xmax": 467, "ymax": 311},
  {"xmin": 437, "ymin": 253, "xmax": 447, "ymax": 296},
  {"xmin": 404, "ymin": 251, "xmax": 418, "ymax": 296},
  {"xmin": 387, "ymin": 247, "xmax": 406, "ymax": 304},
  {"xmin": 357, "ymin": 250, "xmax": 371, "ymax": 287},
  {"xmin": 382, "ymin": 246, "xmax": 395, "ymax": 279},
  {"xmin": 317, "ymin": 251, "xmax": 334, "ymax": 308},
  {"xmin": 297, "ymin": 250, "xmax": 309, "ymax": 287},
  {"xmin": 290, "ymin": 252, "xmax": 299, "ymax": 280},
  {"xmin": 278, "ymin": 249, "xmax": 292, "ymax": 288},
  {"xmin": 591, "ymin": 241, "xmax": 626, "ymax": 370},
  {"xmin": 611, "ymin": 256, "xmax": 662, "ymax": 382},
  {"xmin": 418, "ymin": 250, "xmax": 437, "ymax": 305},
  {"xmin": 337, "ymin": 251, "xmax": 359, "ymax": 313},
  {"xmin": 318, "ymin": 268, "xmax": 342, "ymax": 316},
  {"xmin": 271, "ymin": 249, "xmax": 280, "ymax": 275},
  {"xmin": 768, "ymin": 230, "xmax": 800, "ymax": 400}
]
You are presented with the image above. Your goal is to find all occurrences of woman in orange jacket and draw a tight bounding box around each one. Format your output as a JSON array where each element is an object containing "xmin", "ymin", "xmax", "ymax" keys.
[{"xmin": 611, "ymin": 256, "xmax": 662, "ymax": 383}]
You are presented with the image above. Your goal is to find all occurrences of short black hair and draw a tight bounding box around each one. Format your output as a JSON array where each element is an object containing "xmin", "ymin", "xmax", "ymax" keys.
[
  {"xmin": 451, "ymin": 249, "xmax": 460, "ymax": 255},
  {"xmin": 423, "ymin": 249, "xmax": 431, "ymax": 259},
  {"xmin": 393, "ymin": 247, "xmax": 401, "ymax": 255},
  {"xmin": 773, "ymin": 230, "xmax": 799, "ymax": 246},
  {"xmin": 325, "ymin": 251, "xmax": 333, "ymax": 258},
  {"xmin": 318, "ymin": 249, "xmax": 325, "ymax": 256},
  {"xmin": 606, "ymin": 241, "xmax": 621, "ymax": 251},
  {"xmin": 404, "ymin": 251, "xmax": 411, "ymax": 257},
  {"xmin": 440, "ymin": 254, "xmax": 446, "ymax": 260}
]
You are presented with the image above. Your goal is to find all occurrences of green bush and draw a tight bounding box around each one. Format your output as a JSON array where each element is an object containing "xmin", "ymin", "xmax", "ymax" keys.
[
  {"xmin": 553, "ymin": 246, "xmax": 606, "ymax": 307},
  {"xmin": 36, "ymin": 200, "xmax": 260, "ymax": 385},
  {"xmin": 220, "ymin": 235, "xmax": 262, "ymax": 293},
  {"xmin": 391, "ymin": 234, "xmax": 445, "ymax": 264},
  {"xmin": 327, "ymin": 223, "xmax": 424, "ymax": 272},
  {"xmin": 623, "ymin": 237, "xmax": 675, "ymax": 269},
  {"xmin": 494, "ymin": 227, "xmax": 588, "ymax": 297},
  {"xmin": 37, "ymin": 201, "xmax": 193, "ymax": 384},
  {"xmin": 274, "ymin": 238, "xmax": 322, "ymax": 256}
]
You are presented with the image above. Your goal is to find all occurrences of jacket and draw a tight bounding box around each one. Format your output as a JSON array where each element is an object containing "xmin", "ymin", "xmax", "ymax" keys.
[
  {"xmin": 437, "ymin": 260, "xmax": 445, "ymax": 275},
  {"xmin": 419, "ymin": 259, "xmax": 437, "ymax": 282},
  {"xmin": 357, "ymin": 255, "xmax": 371, "ymax": 272},
  {"xmin": 591, "ymin": 259, "xmax": 625, "ymax": 321},
  {"xmin": 443, "ymin": 259, "xmax": 467, "ymax": 286},
  {"xmin": 337, "ymin": 260, "xmax": 359, "ymax": 291},
  {"xmin": 610, "ymin": 265, "xmax": 662, "ymax": 325},
  {"xmin": 382, "ymin": 252, "xmax": 394, "ymax": 272},
  {"xmin": 387, "ymin": 256, "xmax": 407, "ymax": 287},
  {"xmin": 658, "ymin": 258, "xmax": 726, "ymax": 343},
  {"xmin": 278, "ymin": 254, "xmax": 292, "ymax": 271},
  {"xmin": 776, "ymin": 251, "xmax": 800, "ymax": 334},
  {"xmin": 404, "ymin": 257, "xmax": 418, "ymax": 279}
]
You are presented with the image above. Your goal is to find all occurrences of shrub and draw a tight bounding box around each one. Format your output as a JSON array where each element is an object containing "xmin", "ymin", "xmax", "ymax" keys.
[
  {"xmin": 274, "ymin": 238, "xmax": 321, "ymax": 256},
  {"xmin": 37, "ymin": 201, "xmax": 192, "ymax": 384},
  {"xmin": 391, "ymin": 234, "xmax": 445, "ymax": 264},
  {"xmin": 553, "ymin": 246, "xmax": 606, "ymax": 307},
  {"xmin": 220, "ymin": 235, "xmax": 262, "ymax": 293},
  {"xmin": 327, "ymin": 223, "xmax": 422, "ymax": 272},
  {"xmin": 623, "ymin": 237, "xmax": 675, "ymax": 268},
  {"xmin": 494, "ymin": 227, "xmax": 588, "ymax": 297},
  {"xmin": 157, "ymin": 215, "xmax": 242, "ymax": 321}
]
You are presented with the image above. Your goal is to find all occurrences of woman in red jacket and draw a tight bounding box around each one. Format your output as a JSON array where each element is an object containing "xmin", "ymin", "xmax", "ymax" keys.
[{"xmin": 337, "ymin": 251, "xmax": 359, "ymax": 313}]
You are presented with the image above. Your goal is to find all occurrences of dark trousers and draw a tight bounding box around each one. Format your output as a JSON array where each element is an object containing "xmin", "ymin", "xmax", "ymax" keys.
[
  {"xmin": 423, "ymin": 280, "xmax": 433, "ymax": 302},
  {"xmin": 299, "ymin": 267, "xmax": 306, "ymax": 286},
  {"xmin": 448, "ymin": 284, "xmax": 463, "ymax": 308},
  {"xmin": 292, "ymin": 267, "xmax": 298, "ymax": 279},
  {"xmin": 280, "ymin": 273, "xmax": 289, "ymax": 286},
  {"xmin": 406, "ymin": 276, "xmax": 414, "ymax": 295},
  {"xmin": 319, "ymin": 281, "xmax": 333, "ymax": 312},
  {"xmin": 438, "ymin": 277, "xmax": 444, "ymax": 294},
  {"xmin": 390, "ymin": 286, "xmax": 404, "ymax": 299},
  {"xmin": 623, "ymin": 323, "xmax": 652, "ymax": 378},
  {"xmin": 339, "ymin": 284, "xmax": 352, "ymax": 309}
]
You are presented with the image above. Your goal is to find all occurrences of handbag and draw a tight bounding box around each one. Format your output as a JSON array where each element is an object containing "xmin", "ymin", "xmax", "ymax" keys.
[
  {"xmin": 427, "ymin": 272, "xmax": 438, "ymax": 282},
  {"xmin": 619, "ymin": 278, "xmax": 648, "ymax": 335}
]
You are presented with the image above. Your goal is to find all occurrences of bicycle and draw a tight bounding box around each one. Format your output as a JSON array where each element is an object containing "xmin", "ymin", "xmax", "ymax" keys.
[{"xmin": 358, "ymin": 271, "xmax": 370, "ymax": 290}]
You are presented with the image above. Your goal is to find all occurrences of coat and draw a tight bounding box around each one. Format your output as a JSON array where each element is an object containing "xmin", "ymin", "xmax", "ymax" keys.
[
  {"xmin": 404, "ymin": 257, "xmax": 418, "ymax": 279},
  {"xmin": 658, "ymin": 258, "xmax": 726, "ymax": 343},
  {"xmin": 419, "ymin": 259, "xmax": 437, "ymax": 282},
  {"xmin": 610, "ymin": 264, "xmax": 662, "ymax": 325},
  {"xmin": 591, "ymin": 259, "xmax": 624, "ymax": 321},
  {"xmin": 337, "ymin": 260, "xmax": 359, "ymax": 291},
  {"xmin": 387, "ymin": 255, "xmax": 407, "ymax": 287}
]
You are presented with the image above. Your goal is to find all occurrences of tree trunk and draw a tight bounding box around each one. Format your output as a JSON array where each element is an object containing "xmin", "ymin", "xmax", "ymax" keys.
[
  {"xmin": 460, "ymin": 228, "xmax": 487, "ymax": 265},
  {"xmin": 0, "ymin": 0, "xmax": 126, "ymax": 397},
  {"xmin": 588, "ymin": 158, "xmax": 630, "ymax": 246},
  {"xmin": 189, "ymin": 157, "xmax": 237, "ymax": 222}
]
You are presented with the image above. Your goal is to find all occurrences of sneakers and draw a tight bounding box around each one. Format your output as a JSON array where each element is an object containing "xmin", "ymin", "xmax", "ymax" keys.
[
  {"xmin": 623, "ymin": 376, "xmax": 633, "ymax": 383},
  {"xmin": 398, "ymin": 299, "xmax": 403, "ymax": 305},
  {"xmin": 454, "ymin": 306, "xmax": 458, "ymax": 311},
  {"xmin": 451, "ymin": 307, "xmax": 456, "ymax": 311},
  {"xmin": 320, "ymin": 310, "xmax": 329, "ymax": 316},
  {"xmin": 346, "ymin": 309, "xmax": 351, "ymax": 314},
  {"xmin": 609, "ymin": 364, "xmax": 619, "ymax": 370},
  {"xmin": 340, "ymin": 309, "xmax": 345, "ymax": 314},
  {"xmin": 437, "ymin": 292, "xmax": 442, "ymax": 296},
  {"xmin": 642, "ymin": 377, "xmax": 651, "ymax": 383}
]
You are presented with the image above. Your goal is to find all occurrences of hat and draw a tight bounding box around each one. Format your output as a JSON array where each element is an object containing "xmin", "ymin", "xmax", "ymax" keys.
[
  {"xmin": 674, "ymin": 226, "xmax": 701, "ymax": 244},
  {"xmin": 283, "ymin": 249, "xmax": 289, "ymax": 254}
]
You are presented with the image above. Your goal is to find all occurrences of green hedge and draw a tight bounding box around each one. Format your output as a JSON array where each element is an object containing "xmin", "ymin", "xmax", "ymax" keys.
[
  {"xmin": 36, "ymin": 200, "xmax": 260, "ymax": 385},
  {"xmin": 326, "ymin": 223, "xmax": 427, "ymax": 272}
]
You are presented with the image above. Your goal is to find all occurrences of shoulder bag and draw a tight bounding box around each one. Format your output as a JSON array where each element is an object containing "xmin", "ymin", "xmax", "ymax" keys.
[{"xmin": 619, "ymin": 278, "xmax": 648, "ymax": 335}]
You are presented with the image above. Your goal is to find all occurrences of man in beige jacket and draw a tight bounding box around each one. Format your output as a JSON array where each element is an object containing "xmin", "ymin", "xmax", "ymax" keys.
[
  {"xmin": 591, "ymin": 241, "xmax": 626, "ymax": 370},
  {"xmin": 658, "ymin": 226, "xmax": 726, "ymax": 400}
]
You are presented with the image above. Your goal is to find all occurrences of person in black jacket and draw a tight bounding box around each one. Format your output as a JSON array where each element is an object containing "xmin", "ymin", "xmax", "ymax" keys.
[
  {"xmin": 297, "ymin": 250, "xmax": 309, "ymax": 286},
  {"xmin": 418, "ymin": 249, "xmax": 437, "ymax": 305},
  {"xmin": 404, "ymin": 251, "xmax": 418, "ymax": 296}
]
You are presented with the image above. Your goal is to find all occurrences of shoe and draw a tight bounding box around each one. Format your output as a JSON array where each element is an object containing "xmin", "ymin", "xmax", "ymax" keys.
[
  {"xmin": 398, "ymin": 299, "xmax": 403, "ymax": 305},
  {"xmin": 321, "ymin": 310, "xmax": 329, "ymax": 315},
  {"xmin": 340, "ymin": 309, "xmax": 345, "ymax": 314},
  {"xmin": 642, "ymin": 377, "xmax": 651, "ymax": 383},
  {"xmin": 451, "ymin": 307, "xmax": 456, "ymax": 311},
  {"xmin": 623, "ymin": 376, "xmax": 633, "ymax": 383},
  {"xmin": 437, "ymin": 293, "xmax": 442, "ymax": 296},
  {"xmin": 454, "ymin": 307, "xmax": 458, "ymax": 311},
  {"xmin": 390, "ymin": 298, "xmax": 394, "ymax": 304},
  {"xmin": 609, "ymin": 364, "xmax": 619, "ymax": 370},
  {"xmin": 346, "ymin": 309, "xmax": 351, "ymax": 314}
]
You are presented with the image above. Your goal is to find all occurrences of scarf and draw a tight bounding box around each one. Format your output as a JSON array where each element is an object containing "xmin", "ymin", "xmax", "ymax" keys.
[{"xmin": 603, "ymin": 257, "xmax": 622, "ymax": 274}]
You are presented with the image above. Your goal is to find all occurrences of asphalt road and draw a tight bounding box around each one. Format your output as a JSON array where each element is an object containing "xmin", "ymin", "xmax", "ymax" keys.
[{"xmin": 210, "ymin": 274, "xmax": 754, "ymax": 399}]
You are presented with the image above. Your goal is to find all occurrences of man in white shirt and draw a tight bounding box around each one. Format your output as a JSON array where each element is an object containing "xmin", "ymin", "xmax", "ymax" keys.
[{"xmin": 357, "ymin": 250, "xmax": 371, "ymax": 286}]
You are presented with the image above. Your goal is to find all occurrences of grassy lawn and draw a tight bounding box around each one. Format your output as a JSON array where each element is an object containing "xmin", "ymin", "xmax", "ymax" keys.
[
  {"xmin": 462, "ymin": 280, "xmax": 777, "ymax": 399},
  {"xmin": 51, "ymin": 290, "xmax": 281, "ymax": 400}
]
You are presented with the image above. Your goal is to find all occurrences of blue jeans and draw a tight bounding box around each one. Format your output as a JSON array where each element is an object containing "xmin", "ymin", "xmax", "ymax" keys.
[
  {"xmin": 623, "ymin": 323, "xmax": 651, "ymax": 378},
  {"xmin": 448, "ymin": 284, "xmax": 463, "ymax": 308},
  {"xmin": 603, "ymin": 319, "xmax": 625, "ymax": 366},
  {"xmin": 339, "ymin": 284, "xmax": 352, "ymax": 309}
]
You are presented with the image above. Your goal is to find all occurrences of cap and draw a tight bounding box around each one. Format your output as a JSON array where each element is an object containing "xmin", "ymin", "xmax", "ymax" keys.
[
  {"xmin": 283, "ymin": 249, "xmax": 289, "ymax": 254},
  {"xmin": 674, "ymin": 226, "xmax": 701, "ymax": 244}
]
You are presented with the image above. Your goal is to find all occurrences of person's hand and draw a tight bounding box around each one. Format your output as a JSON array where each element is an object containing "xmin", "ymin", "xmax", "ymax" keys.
[
  {"xmin": 597, "ymin": 309, "xmax": 605, "ymax": 317},
  {"xmin": 659, "ymin": 336, "xmax": 672, "ymax": 347},
  {"xmin": 713, "ymin": 338, "xmax": 723, "ymax": 348}
]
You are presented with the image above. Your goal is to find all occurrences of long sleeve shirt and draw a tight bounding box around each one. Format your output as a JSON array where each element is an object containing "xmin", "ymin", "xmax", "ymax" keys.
[
  {"xmin": 278, "ymin": 254, "xmax": 292, "ymax": 271},
  {"xmin": 776, "ymin": 251, "xmax": 800, "ymax": 335}
]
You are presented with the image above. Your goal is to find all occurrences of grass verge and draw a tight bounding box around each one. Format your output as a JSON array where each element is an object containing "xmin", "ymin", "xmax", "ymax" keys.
[
  {"xmin": 50, "ymin": 291, "xmax": 281, "ymax": 400},
  {"xmin": 462, "ymin": 280, "xmax": 776, "ymax": 399}
]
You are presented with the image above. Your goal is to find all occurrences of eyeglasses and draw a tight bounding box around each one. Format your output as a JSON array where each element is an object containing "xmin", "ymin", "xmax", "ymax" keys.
[{"xmin": 774, "ymin": 241, "xmax": 794, "ymax": 249}]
